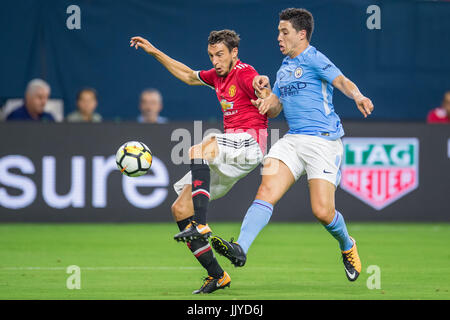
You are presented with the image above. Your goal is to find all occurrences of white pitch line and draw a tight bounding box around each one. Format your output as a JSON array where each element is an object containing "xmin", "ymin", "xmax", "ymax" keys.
[
  {"xmin": 0, "ymin": 266, "xmax": 202, "ymax": 271},
  {"xmin": 0, "ymin": 266, "xmax": 317, "ymax": 272}
]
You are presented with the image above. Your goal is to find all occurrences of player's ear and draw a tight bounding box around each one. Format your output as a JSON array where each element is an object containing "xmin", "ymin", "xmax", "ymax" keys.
[
  {"xmin": 299, "ymin": 29, "xmax": 307, "ymax": 41},
  {"xmin": 231, "ymin": 47, "xmax": 238, "ymax": 59}
]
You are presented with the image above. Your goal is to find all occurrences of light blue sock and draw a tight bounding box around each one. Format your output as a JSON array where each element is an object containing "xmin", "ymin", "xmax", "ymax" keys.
[
  {"xmin": 323, "ymin": 210, "xmax": 354, "ymax": 251},
  {"xmin": 237, "ymin": 199, "xmax": 273, "ymax": 254}
]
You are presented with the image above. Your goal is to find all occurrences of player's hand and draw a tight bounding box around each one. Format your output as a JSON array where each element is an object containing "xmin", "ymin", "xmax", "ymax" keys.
[
  {"xmin": 255, "ymin": 87, "xmax": 271, "ymax": 99},
  {"xmin": 130, "ymin": 36, "xmax": 157, "ymax": 55},
  {"xmin": 253, "ymin": 75, "xmax": 270, "ymax": 91},
  {"xmin": 251, "ymin": 95, "xmax": 272, "ymax": 115},
  {"xmin": 355, "ymin": 95, "xmax": 374, "ymax": 118}
]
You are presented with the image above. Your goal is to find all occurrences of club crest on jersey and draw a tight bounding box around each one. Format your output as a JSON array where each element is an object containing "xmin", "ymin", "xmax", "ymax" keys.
[
  {"xmin": 294, "ymin": 67, "xmax": 303, "ymax": 78},
  {"xmin": 340, "ymin": 138, "xmax": 419, "ymax": 210},
  {"xmin": 220, "ymin": 99, "xmax": 234, "ymax": 112},
  {"xmin": 228, "ymin": 85, "xmax": 236, "ymax": 97}
]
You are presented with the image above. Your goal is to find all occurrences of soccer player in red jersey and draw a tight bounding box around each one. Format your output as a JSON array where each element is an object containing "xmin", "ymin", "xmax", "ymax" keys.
[{"xmin": 130, "ymin": 30, "xmax": 272, "ymax": 294}]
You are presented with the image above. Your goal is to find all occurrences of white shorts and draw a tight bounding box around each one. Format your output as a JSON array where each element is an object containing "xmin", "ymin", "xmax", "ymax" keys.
[
  {"xmin": 174, "ymin": 132, "xmax": 263, "ymax": 200},
  {"xmin": 265, "ymin": 134, "xmax": 343, "ymax": 187}
]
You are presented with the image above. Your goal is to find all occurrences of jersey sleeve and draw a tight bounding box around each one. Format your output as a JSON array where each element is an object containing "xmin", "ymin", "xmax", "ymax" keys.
[
  {"xmin": 309, "ymin": 51, "xmax": 343, "ymax": 83},
  {"xmin": 237, "ymin": 67, "xmax": 259, "ymax": 99},
  {"xmin": 272, "ymin": 80, "xmax": 281, "ymax": 98},
  {"xmin": 196, "ymin": 69, "xmax": 216, "ymax": 89}
]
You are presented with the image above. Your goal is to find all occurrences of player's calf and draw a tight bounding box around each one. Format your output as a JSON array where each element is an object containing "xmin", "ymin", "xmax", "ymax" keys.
[
  {"xmin": 321, "ymin": 209, "xmax": 360, "ymax": 281},
  {"xmin": 189, "ymin": 159, "xmax": 210, "ymax": 225},
  {"xmin": 171, "ymin": 185, "xmax": 194, "ymax": 222},
  {"xmin": 174, "ymin": 216, "xmax": 225, "ymax": 293},
  {"xmin": 187, "ymin": 137, "xmax": 217, "ymax": 227}
]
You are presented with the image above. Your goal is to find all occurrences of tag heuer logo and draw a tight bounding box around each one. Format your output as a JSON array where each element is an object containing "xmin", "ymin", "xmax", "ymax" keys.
[{"xmin": 341, "ymin": 138, "xmax": 419, "ymax": 210}]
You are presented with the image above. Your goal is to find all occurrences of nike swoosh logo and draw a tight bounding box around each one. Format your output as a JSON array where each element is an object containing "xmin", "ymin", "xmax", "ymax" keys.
[
  {"xmin": 197, "ymin": 226, "xmax": 209, "ymax": 233},
  {"xmin": 345, "ymin": 269, "xmax": 356, "ymax": 279},
  {"xmin": 217, "ymin": 277, "xmax": 227, "ymax": 287},
  {"xmin": 323, "ymin": 170, "xmax": 333, "ymax": 174}
]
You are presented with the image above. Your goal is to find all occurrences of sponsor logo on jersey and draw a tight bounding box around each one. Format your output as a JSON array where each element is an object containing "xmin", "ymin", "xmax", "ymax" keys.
[
  {"xmin": 228, "ymin": 85, "xmax": 236, "ymax": 97},
  {"xmin": 279, "ymin": 81, "xmax": 307, "ymax": 98},
  {"xmin": 220, "ymin": 99, "xmax": 234, "ymax": 112},
  {"xmin": 341, "ymin": 138, "xmax": 419, "ymax": 210}
]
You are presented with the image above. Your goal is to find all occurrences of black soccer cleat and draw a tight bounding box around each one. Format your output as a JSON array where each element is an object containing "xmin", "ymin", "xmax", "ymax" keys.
[
  {"xmin": 192, "ymin": 271, "xmax": 231, "ymax": 294},
  {"xmin": 341, "ymin": 237, "xmax": 361, "ymax": 282},
  {"xmin": 174, "ymin": 221, "xmax": 212, "ymax": 242},
  {"xmin": 211, "ymin": 236, "xmax": 247, "ymax": 267}
]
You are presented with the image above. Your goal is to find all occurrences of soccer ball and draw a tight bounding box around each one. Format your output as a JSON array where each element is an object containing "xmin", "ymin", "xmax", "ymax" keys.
[{"xmin": 116, "ymin": 141, "xmax": 152, "ymax": 177}]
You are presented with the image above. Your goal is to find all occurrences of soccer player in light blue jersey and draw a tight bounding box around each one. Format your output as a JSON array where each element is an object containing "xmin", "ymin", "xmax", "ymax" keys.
[{"xmin": 211, "ymin": 8, "xmax": 374, "ymax": 282}]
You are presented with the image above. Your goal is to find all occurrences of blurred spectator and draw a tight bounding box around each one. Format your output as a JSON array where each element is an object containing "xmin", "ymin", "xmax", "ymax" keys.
[
  {"xmin": 6, "ymin": 79, "xmax": 55, "ymax": 121},
  {"xmin": 137, "ymin": 88, "xmax": 168, "ymax": 123},
  {"xmin": 66, "ymin": 88, "xmax": 102, "ymax": 122},
  {"xmin": 427, "ymin": 91, "xmax": 450, "ymax": 124}
]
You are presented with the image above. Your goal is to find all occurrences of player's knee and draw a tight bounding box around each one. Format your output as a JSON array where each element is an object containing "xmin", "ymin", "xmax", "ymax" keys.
[
  {"xmin": 189, "ymin": 144, "xmax": 202, "ymax": 159},
  {"xmin": 202, "ymin": 136, "xmax": 218, "ymax": 161},
  {"xmin": 311, "ymin": 204, "xmax": 335, "ymax": 224},
  {"xmin": 202, "ymin": 134, "xmax": 216, "ymax": 145}
]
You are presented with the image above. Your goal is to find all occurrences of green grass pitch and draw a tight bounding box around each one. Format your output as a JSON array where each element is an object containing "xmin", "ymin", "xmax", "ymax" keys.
[{"xmin": 0, "ymin": 223, "xmax": 449, "ymax": 300}]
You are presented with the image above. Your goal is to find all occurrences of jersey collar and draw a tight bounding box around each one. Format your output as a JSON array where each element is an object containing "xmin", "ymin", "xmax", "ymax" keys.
[
  {"xmin": 284, "ymin": 45, "xmax": 313, "ymax": 63},
  {"xmin": 232, "ymin": 59, "xmax": 242, "ymax": 70}
]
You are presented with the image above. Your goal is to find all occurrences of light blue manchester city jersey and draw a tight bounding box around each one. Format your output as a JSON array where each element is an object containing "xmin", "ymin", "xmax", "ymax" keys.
[{"xmin": 273, "ymin": 45, "xmax": 344, "ymax": 140}]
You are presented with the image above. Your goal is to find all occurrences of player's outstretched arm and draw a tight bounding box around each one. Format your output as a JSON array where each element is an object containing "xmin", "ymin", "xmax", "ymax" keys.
[
  {"xmin": 332, "ymin": 75, "xmax": 374, "ymax": 118},
  {"xmin": 251, "ymin": 93, "xmax": 283, "ymax": 118},
  {"xmin": 130, "ymin": 36, "xmax": 202, "ymax": 86}
]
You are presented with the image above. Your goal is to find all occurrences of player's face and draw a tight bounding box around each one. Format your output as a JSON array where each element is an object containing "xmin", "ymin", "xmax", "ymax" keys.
[
  {"xmin": 208, "ymin": 42, "xmax": 238, "ymax": 77},
  {"xmin": 277, "ymin": 20, "xmax": 306, "ymax": 58}
]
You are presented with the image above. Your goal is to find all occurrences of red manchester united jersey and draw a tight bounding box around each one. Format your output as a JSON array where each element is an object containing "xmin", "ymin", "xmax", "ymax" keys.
[{"xmin": 197, "ymin": 60, "xmax": 268, "ymax": 152}]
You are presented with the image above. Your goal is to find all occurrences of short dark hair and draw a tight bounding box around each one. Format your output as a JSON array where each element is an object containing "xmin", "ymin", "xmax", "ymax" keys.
[
  {"xmin": 76, "ymin": 87, "xmax": 97, "ymax": 101},
  {"xmin": 208, "ymin": 29, "xmax": 240, "ymax": 52},
  {"xmin": 279, "ymin": 8, "xmax": 314, "ymax": 42}
]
